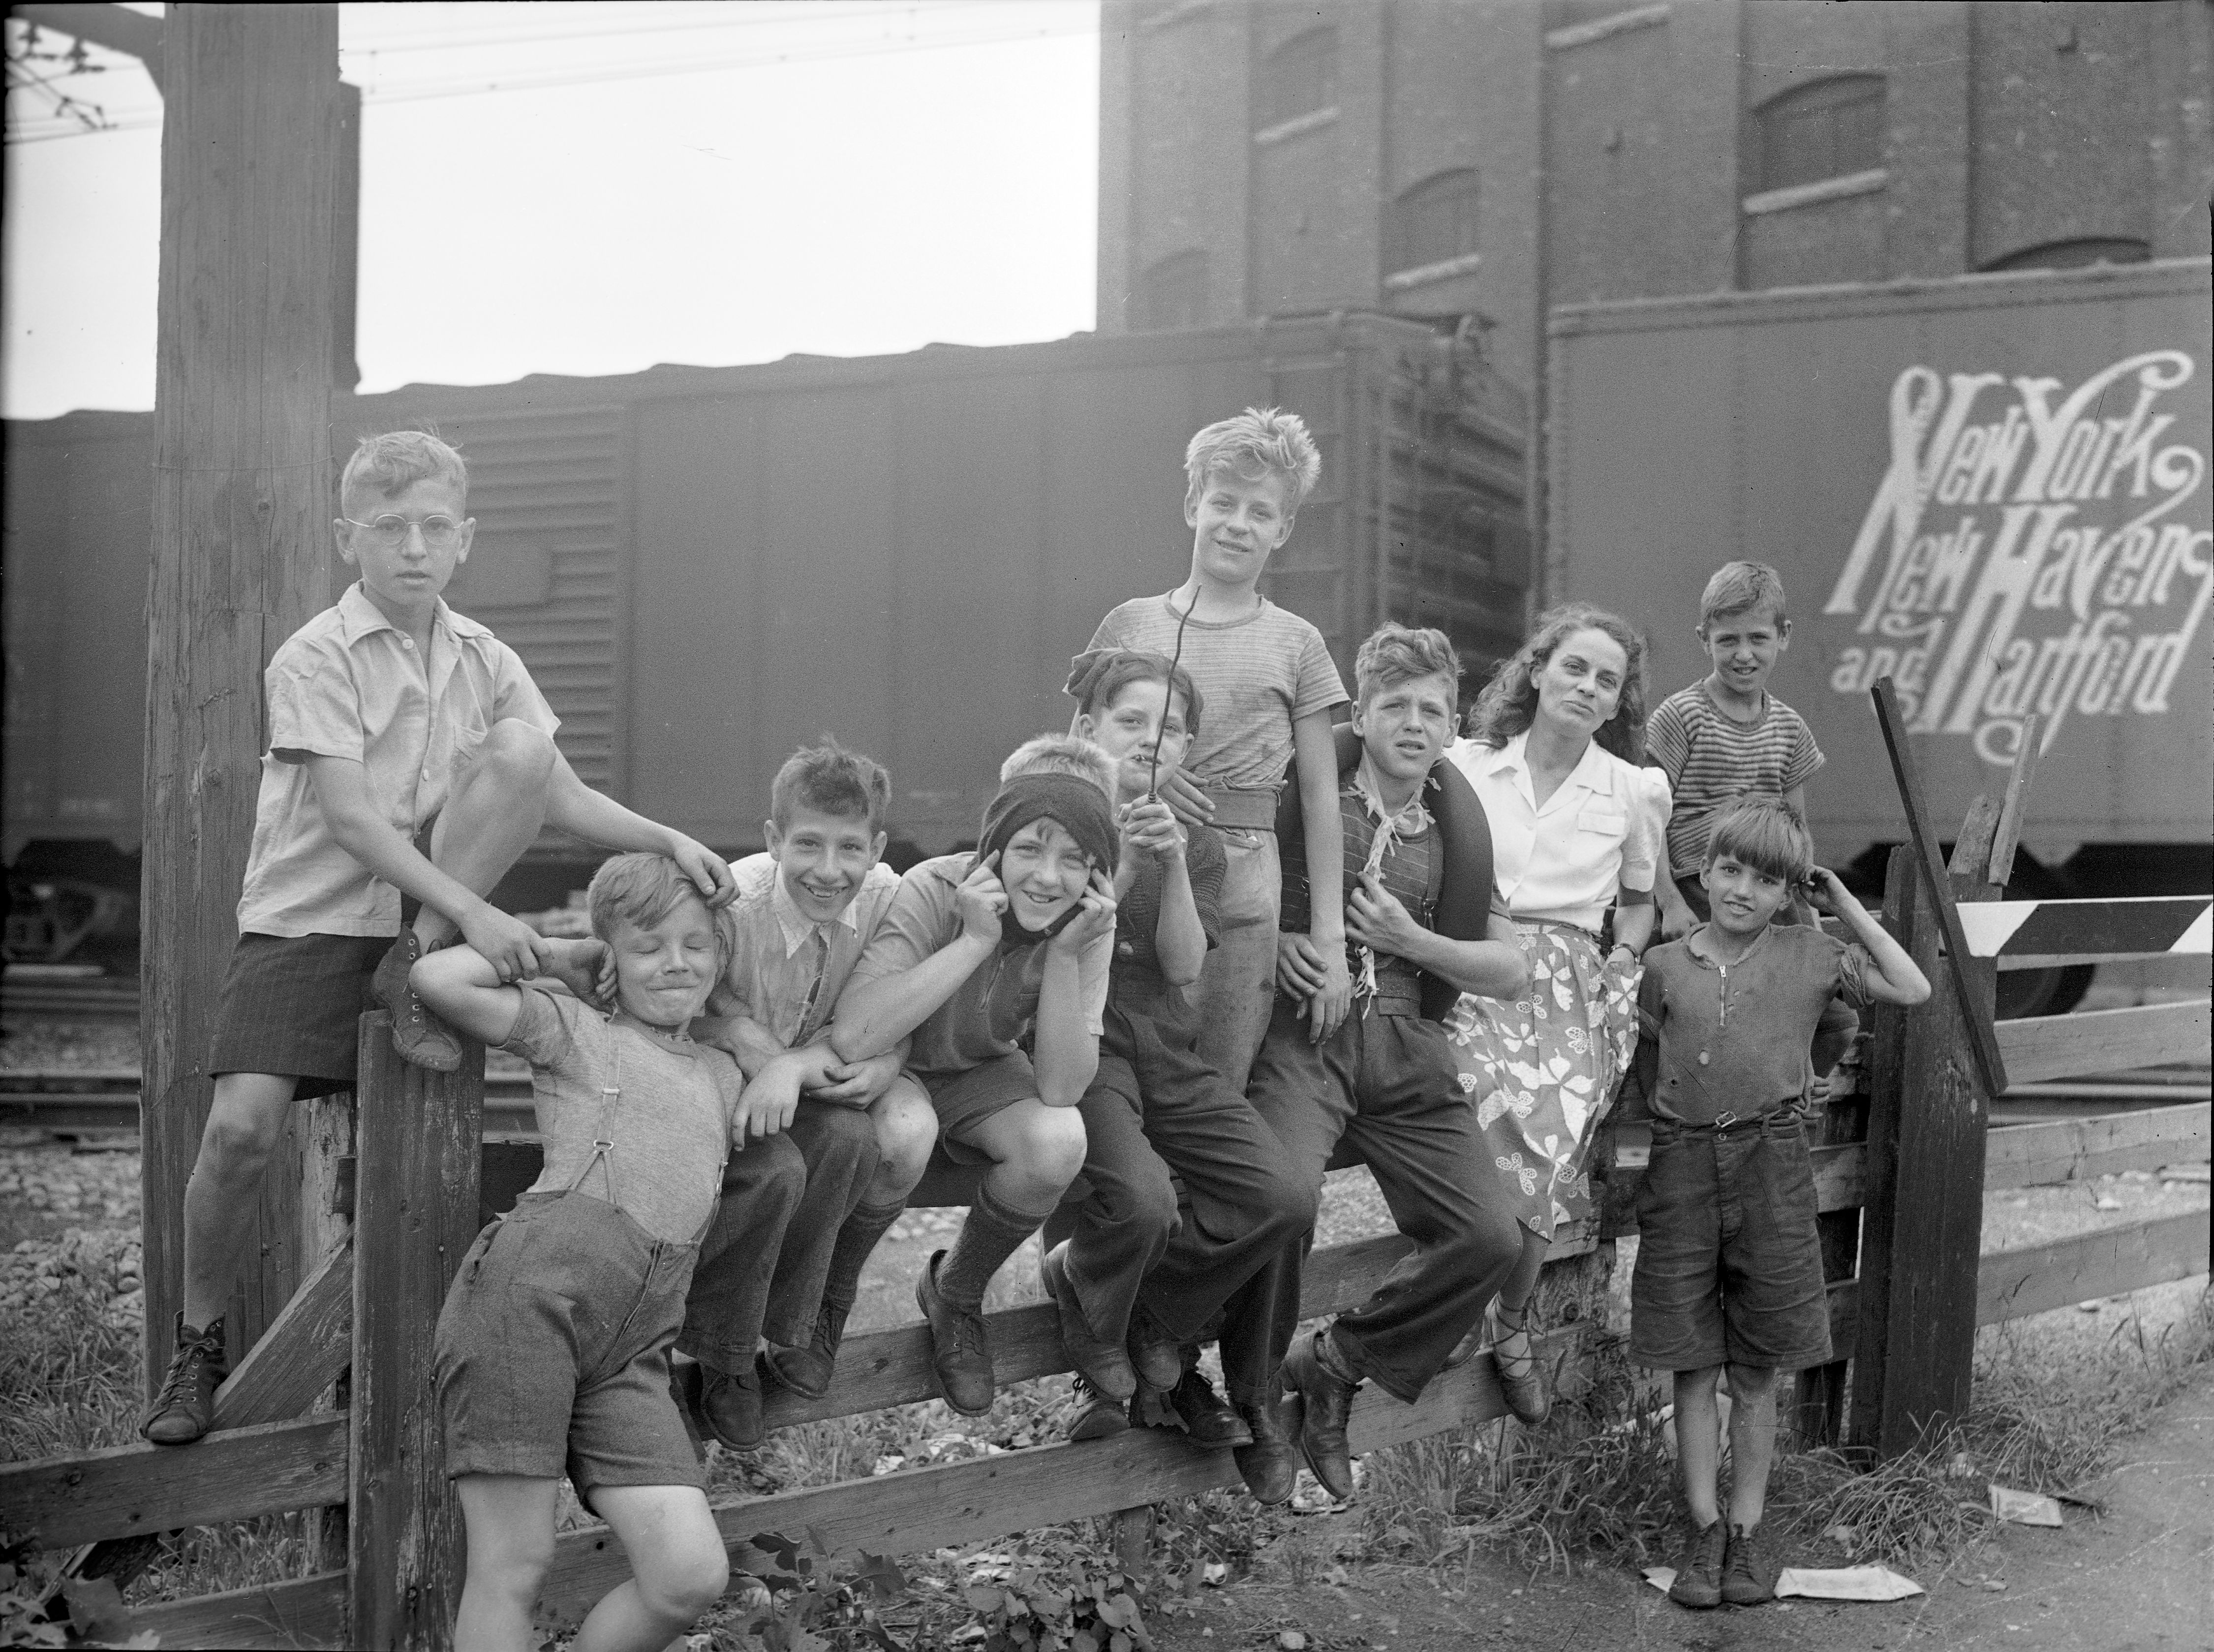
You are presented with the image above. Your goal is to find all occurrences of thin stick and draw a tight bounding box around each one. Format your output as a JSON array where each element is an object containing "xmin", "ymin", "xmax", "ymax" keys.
[{"xmin": 1147, "ymin": 588, "xmax": 1196, "ymax": 801}]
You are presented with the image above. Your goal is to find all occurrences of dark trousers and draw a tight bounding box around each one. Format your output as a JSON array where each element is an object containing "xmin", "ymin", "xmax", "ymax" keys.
[
  {"xmin": 1063, "ymin": 974, "xmax": 1317, "ymax": 1349},
  {"xmin": 677, "ymin": 1100, "xmax": 879, "ymax": 1370},
  {"xmin": 1222, "ymin": 995, "xmax": 1523, "ymax": 1405}
]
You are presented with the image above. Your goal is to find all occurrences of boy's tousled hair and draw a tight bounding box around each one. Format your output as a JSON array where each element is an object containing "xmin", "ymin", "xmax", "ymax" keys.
[
  {"xmin": 586, "ymin": 852, "xmax": 730, "ymax": 972},
  {"xmin": 1065, "ymin": 648, "xmax": 1203, "ymax": 740},
  {"xmin": 1704, "ymin": 795, "xmax": 1814, "ymax": 884},
  {"xmin": 1698, "ymin": 561, "xmax": 1789, "ymax": 631},
  {"xmin": 1354, "ymin": 621, "xmax": 1460, "ymax": 707},
  {"xmin": 1183, "ymin": 406, "xmax": 1322, "ymax": 520},
  {"xmin": 1466, "ymin": 602, "xmax": 1649, "ymax": 764},
  {"xmin": 1000, "ymin": 734, "xmax": 1116, "ymax": 800},
  {"xmin": 770, "ymin": 737, "xmax": 891, "ymax": 833},
  {"xmin": 340, "ymin": 428, "xmax": 467, "ymax": 512}
]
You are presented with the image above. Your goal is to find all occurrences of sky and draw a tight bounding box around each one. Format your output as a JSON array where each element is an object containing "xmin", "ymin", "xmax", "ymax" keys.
[{"xmin": 1, "ymin": 0, "xmax": 1101, "ymax": 419}]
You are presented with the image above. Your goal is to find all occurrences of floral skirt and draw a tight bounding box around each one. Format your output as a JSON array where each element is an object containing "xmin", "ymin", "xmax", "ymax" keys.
[{"xmin": 1444, "ymin": 919, "xmax": 1641, "ymax": 1240}]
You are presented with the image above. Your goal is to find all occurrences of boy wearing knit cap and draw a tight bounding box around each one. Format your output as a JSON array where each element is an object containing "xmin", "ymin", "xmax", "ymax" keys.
[{"xmin": 830, "ymin": 768, "xmax": 1121, "ymax": 1413}]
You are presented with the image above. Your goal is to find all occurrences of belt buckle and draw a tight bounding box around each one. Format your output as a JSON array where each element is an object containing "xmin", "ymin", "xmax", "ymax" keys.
[{"xmin": 1713, "ymin": 1110, "xmax": 1740, "ymax": 1131}]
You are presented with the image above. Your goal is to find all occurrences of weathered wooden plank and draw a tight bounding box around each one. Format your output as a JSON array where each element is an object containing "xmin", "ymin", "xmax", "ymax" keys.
[
  {"xmin": 350, "ymin": 1015, "xmax": 482, "ymax": 1652},
  {"xmin": 1985, "ymin": 1104, "xmax": 2212, "ymax": 1190},
  {"xmin": 1997, "ymin": 1002, "xmax": 2212, "ymax": 1086},
  {"xmin": 0, "ymin": 1416, "xmax": 347, "ymax": 1552},
  {"xmin": 540, "ymin": 1328, "xmax": 1589, "ymax": 1627},
  {"xmin": 1959, "ymin": 896, "xmax": 2213, "ymax": 968},
  {"xmin": 128, "ymin": 1571, "xmax": 346, "ymax": 1651},
  {"xmin": 210, "ymin": 1233, "xmax": 354, "ymax": 1425},
  {"xmin": 1985, "ymin": 714, "xmax": 2040, "ymax": 889},
  {"xmin": 1976, "ymin": 1212, "xmax": 2211, "ymax": 1326}
]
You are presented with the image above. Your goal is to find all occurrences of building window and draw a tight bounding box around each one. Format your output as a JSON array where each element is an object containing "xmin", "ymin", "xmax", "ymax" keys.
[
  {"xmin": 1137, "ymin": 249, "xmax": 1209, "ymax": 331},
  {"xmin": 1982, "ymin": 238, "xmax": 2152, "ymax": 273},
  {"xmin": 1257, "ymin": 27, "xmax": 1336, "ymax": 132},
  {"xmin": 1388, "ymin": 170, "xmax": 1480, "ymax": 277},
  {"xmin": 1755, "ymin": 74, "xmax": 1884, "ymax": 194}
]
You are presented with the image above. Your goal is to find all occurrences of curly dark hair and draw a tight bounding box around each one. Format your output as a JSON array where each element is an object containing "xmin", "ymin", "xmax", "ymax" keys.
[{"xmin": 1465, "ymin": 603, "xmax": 1648, "ymax": 763}]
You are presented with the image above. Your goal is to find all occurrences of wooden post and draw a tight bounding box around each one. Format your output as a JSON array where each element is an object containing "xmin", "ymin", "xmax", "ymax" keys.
[
  {"xmin": 140, "ymin": 2, "xmax": 342, "ymax": 1388},
  {"xmin": 1849, "ymin": 799, "xmax": 2004, "ymax": 1459},
  {"xmin": 1791, "ymin": 1078, "xmax": 1867, "ymax": 1450},
  {"xmin": 350, "ymin": 1013, "xmax": 483, "ymax": 1651}
]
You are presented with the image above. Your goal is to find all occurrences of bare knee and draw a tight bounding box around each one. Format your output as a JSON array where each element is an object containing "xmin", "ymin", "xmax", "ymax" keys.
[
  {"xmin": 465, "ymin": 1520, "xmax": 554, "ymax": 1603},
  {"xmin": 198, "ymin": 1081, "xmax": 294, "ymax": 1172},
  {"xmin": 637, "ymin": 1542, "xmax": 729, "ymax": 1622},
  {"xmin": 478, "ymin": 718, "xmax": 557, "ymax": 786},
  {"xmin": 1010, "ymin": 1106, "xmax": 1088, "ymax": 1188},
  {"xmin": 872, "ymin": 1090, "xmax": 938, "ymax": 1187}
]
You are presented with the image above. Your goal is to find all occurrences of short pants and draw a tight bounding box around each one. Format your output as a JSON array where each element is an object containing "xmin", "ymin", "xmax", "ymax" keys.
[
  {"xmin": 207, "ymin": 931, "xmax": 391, "ymax": 1098},
  {"xmin": 1629, "ymin": 1111, "xmax": 1833, "ymax": 1373},
  {"xmin": 435, "ymin": 1190, "xmax": 706, "ymax": 1499},
  {"xmin": 912, "ymin": 1052, "xmax": 1045, "ymax": 1164}
]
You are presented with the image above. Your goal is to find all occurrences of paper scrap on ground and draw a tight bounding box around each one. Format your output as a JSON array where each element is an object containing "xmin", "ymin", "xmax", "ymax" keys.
[
  {"xmin": 1643, "ymin": 1565, "xmax": 1924, "ymax": 1601},
  {"xmin": 1990, "ymin": 1485, "xmax": 2065, "ymax": 1527}
]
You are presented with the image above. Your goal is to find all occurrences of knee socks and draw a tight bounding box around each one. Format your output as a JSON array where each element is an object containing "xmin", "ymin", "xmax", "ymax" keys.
[
  {"xmin": 936, "ymin": 1185, "xmax": 1054, "ymax": 1312},
  {"xmin": 821, "ymin": 1198, "xmax": 907, "ymax": 1313}
]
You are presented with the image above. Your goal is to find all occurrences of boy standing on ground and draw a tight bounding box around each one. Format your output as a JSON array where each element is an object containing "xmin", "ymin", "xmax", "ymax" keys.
[
  {"xmin": 1647, "ymin": 563, "xmax": 1824, "ymax": 940},
  {"xmin": 1234, "ymin": 624, "xmax": 1531, "ymax": 1504},
  {"xmin": 1635, "ymin": 798, "xmax": 1929, "ymax": 1610},
  {"xmin": 1082, "ymin": 407, "xmax": 1352, "ymax": 1093},
  {"xmin": 143, "ymin": 431, "xmax": 732, "ymax": 1447},
  {"xmin": 675, "ymin": 741, "xmax": 940, "ymax": 1450},
  {"xmin": 830, "ymin": 766, "xmax": 1121, "ymax": 1414}
]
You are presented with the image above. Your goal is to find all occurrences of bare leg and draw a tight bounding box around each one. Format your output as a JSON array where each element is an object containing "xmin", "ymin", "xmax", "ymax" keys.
[
  {"xmin": 962, "ymin": 1097, "xmax": 1087, "ymax": 1213},
  {"xmin": 454, "ymin": 1474, "xmax": 559, "ymax": 1652},
  {"xmin": 180, "ymin": 1071, "xmax": 302, "ymax": 1329},
  {"xmin": 1674, "ymin": 1366, "xmax": 1725, "ymax": 1528},
  {"xmin": 1723, "ymin": 1364, "xmax": 1780, "ymax": 1529},
  {"xmin": 415, "ymin": 719, "xmax": 556, "ymax": 951},
  {"xmin": 864, "ymin": 1079, "xmax": 937, "ymax": 1207},
  {"xmin": 1490, "ymin": 1224, "xmax": 1547, "ymax": 1317},
  {"xmin": 571, "ymin": 1484, "xmax": 729, "ymax": 1652}
]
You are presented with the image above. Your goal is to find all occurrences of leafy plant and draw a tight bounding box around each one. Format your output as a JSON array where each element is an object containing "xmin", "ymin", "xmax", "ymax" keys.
[
  {"xmin": 959, "ymin": 1554, "xmax": 1151, "ymax": 1652},
  {"xmin": 745, "ymin": 1530, "xmax": 914, "ymax": 1652}
]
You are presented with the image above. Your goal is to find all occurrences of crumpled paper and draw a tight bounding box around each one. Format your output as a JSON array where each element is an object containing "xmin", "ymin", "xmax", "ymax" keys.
[
  {"xmin": 1989, "ymin": 1485, "xmax": 2065, "ymax": 1527},
  {"xmin": 1643, "ymin": 1564, "xmax": 1924, "ymax": 1601}
]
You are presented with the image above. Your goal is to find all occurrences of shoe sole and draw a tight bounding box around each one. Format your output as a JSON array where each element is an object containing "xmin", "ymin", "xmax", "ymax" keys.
[{"xmin": 1668, "ymin": 1586, "xmax": 1723, "ymax": 1610}]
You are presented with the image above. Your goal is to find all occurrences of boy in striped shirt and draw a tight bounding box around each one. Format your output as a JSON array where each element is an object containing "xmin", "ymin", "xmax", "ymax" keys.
[{"xmin": 1648, "ymin": 563, "xmax": 1824, "ymax": 941}]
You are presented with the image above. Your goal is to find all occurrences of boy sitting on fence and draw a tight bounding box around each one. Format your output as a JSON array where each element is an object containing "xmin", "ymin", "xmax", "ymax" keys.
[
  {"xmin": 829, "ymin": 758, "xmax": 1120, "ymax": 1414},
  {"xmin": 142, "ymin": 429, "xmax": 733, "ymax": 1448},
  {"xmin": 1633, "ymin": 798, "xmax": 1928, "ymax": 1610},
  {"xmin": 419, "ymin": 853, "xmax": 743, "ymax": 1652},
  {"xmin": 1233, "ymin": 623, "xmax": 1532, "ymax": 1505},
  {"xmin": 674, "ymin": 741, "xmax": 939, "ymax": 1450}
]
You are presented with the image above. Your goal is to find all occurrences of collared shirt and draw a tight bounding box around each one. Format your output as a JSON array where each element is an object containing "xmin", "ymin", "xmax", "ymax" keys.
[
  {"xmin": 708, "ymin": 853, "xmax": 903, "ymax": 1049},
  {"xmin": 1445, "ymin": 732, "xmax": 1669, "ymax": 932},
  {"xmin": 236, "ymin": 583, "xmax": 559, "ymax": 937}
]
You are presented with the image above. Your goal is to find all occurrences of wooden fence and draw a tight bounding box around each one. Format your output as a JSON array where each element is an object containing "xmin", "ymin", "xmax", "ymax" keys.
[{"xmin": 5, "ymin": 813, "xmax": 2208, "ymax": 1648}]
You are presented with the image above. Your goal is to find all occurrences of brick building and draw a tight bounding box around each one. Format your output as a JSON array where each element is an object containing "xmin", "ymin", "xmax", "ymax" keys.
[{"xmin": 1097, "ymin": 0, "xmax": 2214, "ymax": 396}]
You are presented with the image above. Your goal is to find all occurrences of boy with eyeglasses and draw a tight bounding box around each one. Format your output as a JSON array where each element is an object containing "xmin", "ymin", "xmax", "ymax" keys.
[{"xmin": 141, "ymin": 429, "xmax": 735, "ymax": 1448}]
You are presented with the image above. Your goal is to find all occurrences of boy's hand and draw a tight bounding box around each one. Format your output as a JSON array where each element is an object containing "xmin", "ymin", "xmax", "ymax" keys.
[
  {"xmin": 462, "ymin": 903, "xmax": 557, "ymax": 985},
  {"xmin": 1118, "ymin": 797, "xmax": 1187, "ymax": 862},
  {"xmin": 735, "ymin": 1053, "xmax": 806, "ymax": 1144},
  {"xmin": 809, "ymin": 1048, "xmax": 904, "ymax": 1108},
  {"xmin": 1803, "ymin": 866, "xmax": 1851, "ymax": 919},
  {"xmin": 1306, "ymin": 948, "xmax": 1353, "ymax": 1043},
  {"xmin": 667, "ymin": 833, "xmax": 738, "ymax": 909},
  {"xmin": 1049, "ymin": 868, "xmax": 1118, "ymax": 956},
  {"xmin": 1156, "ymin": 767, "xmax": 1216, "ymax": 830},
  {"xmin": 955, "ymin": 852, "xmax": 1008, "ymax": 945},
  {"xmin": 1346, "ymin": 871, "xmax": 1422, "ymax": 958},
  {"xmin": 1276, "ymin": 931, "xmax": 1328, "ymax": 999}
]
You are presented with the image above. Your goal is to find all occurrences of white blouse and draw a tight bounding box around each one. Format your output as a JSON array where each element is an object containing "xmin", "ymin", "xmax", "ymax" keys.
[{"xmin": 1446, "ymin": 732, "xmax": 1671, "ymax": 932}]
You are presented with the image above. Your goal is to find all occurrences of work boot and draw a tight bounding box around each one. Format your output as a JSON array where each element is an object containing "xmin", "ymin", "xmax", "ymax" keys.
[
  {"xmin": 141, "ymin": 1313, "xmax": 227, "ymax": 1446},
  {"xmin": 1489, "ymin": 1304, "xmax": 1549, "ymax": 1427},
  {"xmin": 1042, "ymin": 1242, "xmax": 1135, "ymax": 1401},
  {"xmin": 1721, "ymin": 1523, "xmax": 1777, "ymax": 1606},
  {"xmin": 372, "ymin": 931, "xmax": 463, "ymax": 1072},
  {"xmin": 916, "ymin": 1251, "xmax": 995, "ymax": 1416},
  {"xmin": 1280, "ymin": 1327, "xmax": 1360, "ymax": 1503},
  {"xmin": 1125, "ymin": 1310, "xmax": 1184, "ymax": 1393},
  {"xmin": 1164, "ymin": 1367, "xmax": 1251, "ymax": 1450},
  {"xmin": 698, "ymin": 1358, "xmax": 767, "ymax": 1452},
  {"xmin": 1062, "ymin": 1374, "xmax": 1132, "ymax": 1441},
  {"xmin": 764, "ymin": 1299, "xmax": 851, "ymax": 1401},
  {"xmin": 1667, "ymin": 1519, "xmax": 1726, "ymax": 1609},
  {"xmin": 1231, "ymin": 1394, "xmax": 1299, "ymax": 1506}
]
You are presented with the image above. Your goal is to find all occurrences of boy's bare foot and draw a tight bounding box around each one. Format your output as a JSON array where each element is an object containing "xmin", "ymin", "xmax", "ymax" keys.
[
  {"xmin": 141, "ymin": 1314, "xmax": 227, "ymax": 1445},
  {"xmin": 373, "ymin": 932, "xmax": 463, "ymax": 1071},
  {"xmin": 1668, "ymin": 1519, "xmax": 1726, "ymax": 1609}
]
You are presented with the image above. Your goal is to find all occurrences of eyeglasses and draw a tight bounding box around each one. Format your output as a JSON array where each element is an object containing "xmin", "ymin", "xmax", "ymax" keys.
[{"xmin": 342, "ymin": 514, "xmax": 465, "ymax": 550}]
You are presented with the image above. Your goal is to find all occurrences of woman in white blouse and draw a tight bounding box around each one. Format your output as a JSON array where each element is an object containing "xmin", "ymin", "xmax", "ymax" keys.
[{"xmin": 1442, "ymin": 603, "xmax": 1669, "ymax": 1424}]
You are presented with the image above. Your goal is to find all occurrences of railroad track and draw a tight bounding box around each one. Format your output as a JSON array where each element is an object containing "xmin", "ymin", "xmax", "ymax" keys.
[{"xmin": 1, "ymin": 976, "xmax": 141, "ymax": 1022}]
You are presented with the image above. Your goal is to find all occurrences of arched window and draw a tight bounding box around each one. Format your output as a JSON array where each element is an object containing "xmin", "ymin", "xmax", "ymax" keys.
[
  {"xmin": 1257, "ymin": 27, "xmax": 1336, "ymax": 131},
  {"xmin": 1982, "ymin": 238, "xmax": 2151, "ymax": 273},
  {"xmin": 1388, "ymin": 169, "xmax": 1480, "ymax": 275},
  {"xmin": 1136, "ymin": 249, "xmax": 1209, "ymax": 331},
  {"xmin": 1756, "ymin": 74, "xmax": 1884, "ymax": 193}
]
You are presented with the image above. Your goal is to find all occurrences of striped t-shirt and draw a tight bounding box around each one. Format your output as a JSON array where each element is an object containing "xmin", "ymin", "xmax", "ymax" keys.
[
  {"xmin": 1085, "ymin": 595, "xmax": 1348, "ymax": 797},
  {"xmin": 1644, "ymin": 683, "xmax": 1824, "ymax": 873}
]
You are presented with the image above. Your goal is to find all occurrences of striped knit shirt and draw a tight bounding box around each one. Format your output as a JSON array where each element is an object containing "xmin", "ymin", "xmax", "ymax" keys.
[
  {"xmin": 1085, "ymin": 595, "xmax": 1348, "ymax": 797},
  {"xmin": 1644, "ymin": 682, "xmax": 1824, "ymax": 873}
]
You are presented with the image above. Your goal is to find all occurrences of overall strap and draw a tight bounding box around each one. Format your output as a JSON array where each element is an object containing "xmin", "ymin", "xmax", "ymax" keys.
[{"xmin": 567, "ymin": 1024, "xmax": 622, "ymax": 1206}]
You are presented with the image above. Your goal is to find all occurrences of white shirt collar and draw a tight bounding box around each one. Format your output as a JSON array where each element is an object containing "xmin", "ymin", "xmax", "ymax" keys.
[
  {"xmin": 1468, "ymin": 730, "xmax": 1617, "ymax": 804},
  {"xmin": 768, "ymin": 871, "xmax": 861, "ymax": 957},
  {"xmin": 335, "ymin": 581, "xmax": 490, "ymax": 646}
]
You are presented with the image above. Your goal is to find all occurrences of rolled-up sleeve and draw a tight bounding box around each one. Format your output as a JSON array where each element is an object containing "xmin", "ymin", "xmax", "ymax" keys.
[{"xmin": 1619, "ymin": 765, "xmax": 1674, "ymax": 894}]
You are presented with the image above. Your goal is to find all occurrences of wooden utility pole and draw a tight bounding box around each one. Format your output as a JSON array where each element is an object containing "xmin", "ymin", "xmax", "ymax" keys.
[{"xmin": 141, "ymin": 3, "xmax": 342, "ymax": 1389}]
